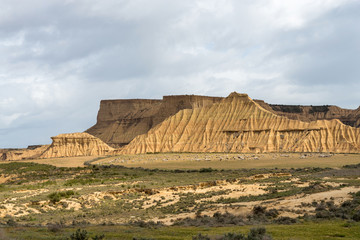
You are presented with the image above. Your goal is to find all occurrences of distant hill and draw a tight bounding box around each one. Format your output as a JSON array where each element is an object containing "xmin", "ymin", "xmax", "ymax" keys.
[
  {"xmin": 2, "ymin": 92, "xmax": 360, "ymax": 160},
  {"xmin": 120, "ymin": 92, "xmax": 360, "ymax": 154}
]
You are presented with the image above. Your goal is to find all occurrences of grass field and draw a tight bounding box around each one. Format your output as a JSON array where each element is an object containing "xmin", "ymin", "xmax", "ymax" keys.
[{"xmin": 3, "ymin": 220, "xmax": 360, "ymax": 239}]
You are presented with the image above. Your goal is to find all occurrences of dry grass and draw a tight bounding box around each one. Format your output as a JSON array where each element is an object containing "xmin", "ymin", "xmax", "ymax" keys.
[
  {"xmin": 16, "ymin": 156, "xmax": 98, "ymax": 167},
  {"xmin": 95, "ymin": 153, "xmax": 360, "ymax": 170},
  {"xmin": 3, "ymin": 153, "xmax": 359, "ymax": 169}
]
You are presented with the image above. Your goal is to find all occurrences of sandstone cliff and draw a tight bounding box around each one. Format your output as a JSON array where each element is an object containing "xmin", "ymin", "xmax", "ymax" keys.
[
  {"xmin": 120, "ymin": 92, "xmax": 360, "ymax": 154},
  {"xmin": 87, "ymin": 95, "xmax": 360, "ymax": 149},
  {"xmin": 39, "ymin": 133, "xmax": 114, "ymax": 158},
  {"xmin": 86, "ymin": 95, "xmax": 222, "ymax": 147}
]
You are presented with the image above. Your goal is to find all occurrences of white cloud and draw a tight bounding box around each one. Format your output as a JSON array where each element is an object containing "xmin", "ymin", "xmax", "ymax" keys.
[{"xmin": 0, "ymin": 0, "xmax": 359, "ymax": 147}]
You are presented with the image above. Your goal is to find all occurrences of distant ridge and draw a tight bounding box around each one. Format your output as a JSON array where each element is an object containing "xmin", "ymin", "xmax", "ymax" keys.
[
  {"xmin": 2, "ymin": 92, "xmax": 360, "ymax": 160},
  {"xmin": 120, "ymin": 92, "xmax": 360, "ymax": 154}
]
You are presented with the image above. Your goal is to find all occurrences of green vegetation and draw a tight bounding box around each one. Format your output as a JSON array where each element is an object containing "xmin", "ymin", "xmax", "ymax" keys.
[
  {"xmin": 3, "ymin": 220, "xmax": 360, "ymax": 239},
  {"xmin": 0, "ymin": 154, "xmax": 360, "ymax": 239},
  {"xmin": 48, "ymin": 190, "xmax": 76, "ymax": 204}
]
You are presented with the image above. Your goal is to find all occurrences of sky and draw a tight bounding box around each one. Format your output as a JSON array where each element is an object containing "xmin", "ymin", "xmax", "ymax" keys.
[{"xmin": 1, "ymin": 0, "xmax": 360, "ymax": 148}]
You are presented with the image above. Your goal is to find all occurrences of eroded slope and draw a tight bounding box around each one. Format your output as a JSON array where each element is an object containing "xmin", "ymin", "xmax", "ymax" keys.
[
  {"xmin": 86, "ymin": 95, "xmax": 222, "ymax": 147},
  {"xmin": 121, "ymin": 92, "xmax": 360, "ymax": 154},
  {"xmin": 255, "ymin": 100, "xmax": 360, "ymax": 128},
  {"xmin": 40, "ymin": 132, "xmax": 114, "ymax": 158}
]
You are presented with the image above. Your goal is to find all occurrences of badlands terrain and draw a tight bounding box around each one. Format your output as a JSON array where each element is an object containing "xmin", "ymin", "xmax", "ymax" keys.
[{"xmin": 1, "ymin": 92, "xmax": 360, "ymax": 239}]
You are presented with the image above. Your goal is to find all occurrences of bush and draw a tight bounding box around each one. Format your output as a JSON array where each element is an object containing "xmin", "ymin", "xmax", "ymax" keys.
[
  {"xmin": 6, "ymin": 218, "xmax": 17, "ymax": 227},
  {"xmin": 352, "ymin": 211, "xmax": 360, "ymax": 222},
  {"xmin": 252, "ymin": 206, "xmax": 266, "ymax": 216},
  {"xmin": 47, "ymin": 223, "xmax": 63, "ymax": 233},
  {"xmin": 220, "ymin": 232, "xmax": 246, "ymax": 240},
  {"xmin": 48, "ymin": 190, "xmax": 75, "ymax": 204},
  {"xmin": 247, "ymin": 227, "xmax": 272, "ymax": 240},
  {"xmin": 128, "ymin": 220, "xmax": 164, "ymax": 228},
  {"xmin": 68, "ymin": 229, "xmax": 105, "ymax": 240},
  {"xmin": 199, "ymin": 168, "xmax": 215, "ymax": 173},
  {"xmin": 265, "ymin": 209, "xmax": 279, "ymax": 219},
  {"xmin": 192, "ymin": 227, "xmax": 272, "ymax": 240},
  {"xmin": 274, "ymin": 217, "xmax": 297, "ymax": 224},
  {"xmin": 192, "ymin": 233, "xmax": 210, "ymax": 240},
  {"xmin": 69, "ymin": 229, "xmax": 88, "ymax": 240}
]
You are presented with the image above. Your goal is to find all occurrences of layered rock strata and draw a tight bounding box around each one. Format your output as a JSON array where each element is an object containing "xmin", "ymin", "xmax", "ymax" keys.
[
  {"xmin": 39, "ymin": 133, "xmax": 114, "ymax": 158},
  {"xmin": 87, "ymin": 95, "xmax": 360, "ymax": 149},
  {"xmin": 86, "ymin": 95, "xmax": 222, "ymax": 147},
  {"xmin": 120, "ymin": 92, "xmax": 360, "ymax": 154},
  {"xmin": 255, "ymin": 101, "xmax": 360, "ymax": 128}
]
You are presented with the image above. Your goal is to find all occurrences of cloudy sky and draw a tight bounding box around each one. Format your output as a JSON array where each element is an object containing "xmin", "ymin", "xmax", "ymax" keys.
[{"xmin": 1, "ymin": 0, "xmax": 360, "ymax": 148}]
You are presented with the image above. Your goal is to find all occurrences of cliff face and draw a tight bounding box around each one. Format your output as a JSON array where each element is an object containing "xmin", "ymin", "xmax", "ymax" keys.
[
  {"xmin": 40, "ymin": 133, "xmax": 114, "ymax": 158},
  {"xmin": 86, "ymin": 95, "xmax": 222, "ymax": 147},
  {"xmin": 120, "ymin": 92, "xmax": 360, "ymax": 154},
  {"xmin": 255, "ymin": 100, "xmax": 360, "ymax": 128}
]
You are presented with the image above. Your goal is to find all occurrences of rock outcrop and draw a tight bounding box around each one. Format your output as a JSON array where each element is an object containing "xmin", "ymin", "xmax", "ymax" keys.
[
  {"xmin": 255, "ymin": 100, "xmax": 360, "ymax": 128},
  {"xmin": 120, "ymin": 92, "xmax": 360, "ymax": 154},
  {"xmin": 86, "ymin": 95, "xmax": 222, "ymax": 147},
  {"xmin": 0, "ymin": 145, "xmax": 49, "ymax": 161},
  {"xmin": 39, "ymin": 133, "xmax": 114, "ymax": 158}
]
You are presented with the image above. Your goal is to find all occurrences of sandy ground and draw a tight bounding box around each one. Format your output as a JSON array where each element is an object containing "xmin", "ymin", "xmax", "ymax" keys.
[
  {"xmin": 0, "ymin": 174, "xmax": 357, "ymax": 225},
  {"xmin": 154, "ymin": 186, "xmax": 359, "ymax": 225},
  {"xmin": 0, "ymin": 175, "xmax": 10, "ymax": 184}
]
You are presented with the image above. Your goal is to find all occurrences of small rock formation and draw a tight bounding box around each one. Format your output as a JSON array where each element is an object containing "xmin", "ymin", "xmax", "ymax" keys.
[
  {"xmin": 120, "ymin": 92, "xmax": 360, "ymax": 154},
  {"xmin": 39, "ymin": 133, "xmax": 114, "ymax": 158},
  {"xmin": 0, "ymin": 145, "xmax": 49, "ymax": 161},
  {"xmin": 86, "ymin": 95, "xmax": 222, "ymax": 147}
]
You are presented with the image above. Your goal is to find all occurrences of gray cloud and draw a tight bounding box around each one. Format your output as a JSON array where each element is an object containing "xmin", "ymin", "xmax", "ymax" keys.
[{"xmin": 0, "ymin": 0, "xmax": 359, "ymax": 147}]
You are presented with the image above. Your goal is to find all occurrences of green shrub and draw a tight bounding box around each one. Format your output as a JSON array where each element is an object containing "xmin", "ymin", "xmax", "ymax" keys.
[
  {"xmin": 192, "ymin": 233, "xmax": 210, "ymax": 240},
  {"xmin": 192, "ymin": 227, "xmax": 272, "ymax": 240},
  {"xmin": 68, "ymin": 229, "xmax": 105, "ymax": 240},
  {"xmin": 199, "ymin": 168, "xmax": 215, "ymax": 173},
  {"xmin": 48, "ymin": 190, "xmax": 75, "ymax": 204},
  {"xmin": 247, "ymin": 227, "xmax": 272, "ymax": 240},
  {"xmin": 69, "ymin": 229, "xmax": 88, "ymax": 240}
]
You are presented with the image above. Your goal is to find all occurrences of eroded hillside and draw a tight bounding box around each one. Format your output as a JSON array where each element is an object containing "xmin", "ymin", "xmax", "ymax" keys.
[
  {"xmin": 40, "ymin": 133, "xmax": 115, "ymax": 158},
  {"xmin": 2, "ymin": 92, "xmax": 360, "ymax": 161},
  {"xmin": 86, "ymin": 94, "xmax": 360, "ymax": 150},
  {"xmin": 255, "ymin": 100, "xmax": 360, "ymax": 128},
  {"xmin": 86, "ymin": 95, "xmax": 222, "ymax": 147},
  {"xmin": 120, "ymin": 92, "xmax": 360, "ymax": 154}
]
